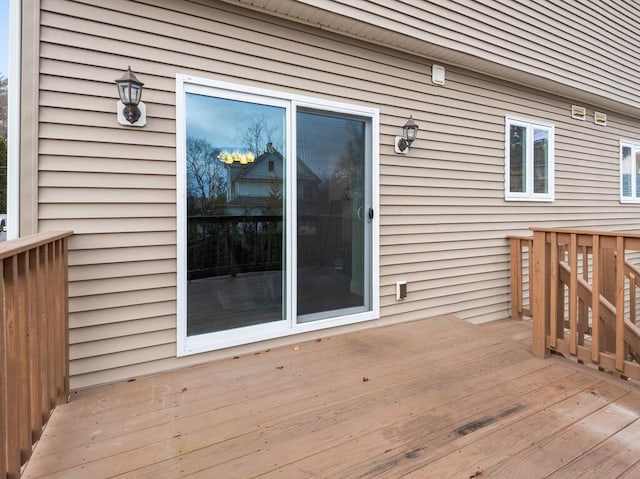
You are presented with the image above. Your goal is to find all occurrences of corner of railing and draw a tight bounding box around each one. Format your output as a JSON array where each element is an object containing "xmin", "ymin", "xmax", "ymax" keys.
[
  {"xmin": 531, "ymin": 229, "xmax": 550, "ymax": 359},
  {"xmin": 0, "ymin": 230, "xmax": 73, "ymax": 479},
  {"xmin": 507, "ymin": 234, "xmax": 534, "ymax": 321}
]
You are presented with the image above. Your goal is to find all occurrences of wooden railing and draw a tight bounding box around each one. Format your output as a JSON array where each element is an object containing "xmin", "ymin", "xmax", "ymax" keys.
[
  {"xmin": 1, "ymin": 231, "xmax": 72, "ymax": 479},
  {"xmin": 508, "ymin": 235, "xmax": 533, "ymax": 320},
  {"xmin": 511, "ymin": 228, "xmax": 640, "ymax": 381},
  {"xmin": 188, "ymin": 215, "xmax": 283, "ymax": 280}
]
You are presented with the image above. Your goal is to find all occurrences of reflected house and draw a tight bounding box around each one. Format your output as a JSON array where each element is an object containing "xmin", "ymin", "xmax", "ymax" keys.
[
  {"xmin": 227, "ymin": 142, "xmax": 321, "ymax": 216},
  {"xmin": 227, "ymin": 141, "xmax": 362, "ymax": 281}
]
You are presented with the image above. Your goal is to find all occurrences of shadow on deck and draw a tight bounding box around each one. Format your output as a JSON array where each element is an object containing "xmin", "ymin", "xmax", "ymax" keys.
[{"xmin": 23, "ymin": 316, "xmax": 640, "ymax": 478}]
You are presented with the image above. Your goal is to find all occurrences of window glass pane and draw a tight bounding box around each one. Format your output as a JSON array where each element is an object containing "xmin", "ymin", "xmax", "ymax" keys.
[
  {"xmin": 296, "ymin": 110, "xmax": 369, "ymax": 321},
  {"xmin": 185, "ymin": 93, "xmax": 286, "ymax": 335},
  {"xmin": 533, "ymin": 128, "xmax": 549, "ymax": 194},
  {"xmin": 622, "ymin": 146, "xmax": 632, "ymax": 197},
  {"xmin": 509, "ymin": 125, "xmax": 526, "ymax": 192}
]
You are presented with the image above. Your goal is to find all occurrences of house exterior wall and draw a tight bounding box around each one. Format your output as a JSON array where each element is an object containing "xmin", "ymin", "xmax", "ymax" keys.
[
  {"xmin": 220, "ymin": 0, "xmax": 640, "ymax": 117},
  {"xmin": 23, "ymin": 0, "xmax": 640, "ymax": 388}
]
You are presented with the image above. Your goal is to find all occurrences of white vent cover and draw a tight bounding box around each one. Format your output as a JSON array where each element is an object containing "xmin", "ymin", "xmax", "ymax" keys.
[
  {"xmin": 594, "ymin": 111, "xmax": 607, "ymax": 126},
  {"xmin": 571, "ymin": 105, "xmax": 586, "ymax": 120},
  {"xmin": 432, "ymin": 64, "xmax": 445, "ymax": 85}
]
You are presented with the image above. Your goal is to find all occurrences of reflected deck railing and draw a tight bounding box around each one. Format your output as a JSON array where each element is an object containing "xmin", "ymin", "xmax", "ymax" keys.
[
  {"xmin": 188, "ymin": 215, "xmax": 283, "ymax": 280},
  {"xmin": 1, "ymin": 231, "xmax": 72, "ymax": 479},
  {"xmin": 509, "ymin": 227, "xmax": 640, "ymax": 381}
]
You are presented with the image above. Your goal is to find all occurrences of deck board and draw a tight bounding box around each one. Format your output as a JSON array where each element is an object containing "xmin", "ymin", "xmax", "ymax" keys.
[{"xmin": 22, "ymin": 316, "xmax": 640, "ymax": 478}]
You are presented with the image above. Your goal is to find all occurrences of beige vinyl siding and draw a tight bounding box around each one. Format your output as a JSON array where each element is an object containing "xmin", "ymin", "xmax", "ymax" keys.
[
  {"xmin": 223, "ymin": 0, "xmax": 640, "ymax": 116},
  {"xmin": 32, "ymin": 0, "xmax": 640, "ymax": 388}
]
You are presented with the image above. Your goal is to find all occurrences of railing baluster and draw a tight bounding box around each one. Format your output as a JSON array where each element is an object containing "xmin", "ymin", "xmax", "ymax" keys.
[
  {"xmin": 510, "ymin": 238, "xmax": 522, "ymax": 320},
  {"xmin": 630, "ymin": 272, "xmax": 637, "ymax": 326},
  {"xmin": 592, "ymin": 234, "xmax": 600, "ymax": 363},
  {"xmin": 28, "ymin": 246, "xmax": 43, "ymax": 443},
  {"xmin": 549, "ymin": 232, "xmax": 559, "ymax": 349},
  {"xmin": 615, "ymin": 235, "xmax": 625, "ymax": 373},
  {"xmin": 569, "ymin": 233, "xmax": 578, "ymax": 355},
  {"xmin": 17, "ymin": 252, "xmax": 31, "ymax": 464},
  {"xmin": 578, "ymin": 245, "xmax": 589, "ymax": 346}
]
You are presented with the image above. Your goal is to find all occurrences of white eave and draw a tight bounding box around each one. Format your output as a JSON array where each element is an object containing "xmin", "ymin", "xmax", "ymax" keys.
[{"xmin": 220, "ymin": 0, "xmax": 640, "ymax": 119}]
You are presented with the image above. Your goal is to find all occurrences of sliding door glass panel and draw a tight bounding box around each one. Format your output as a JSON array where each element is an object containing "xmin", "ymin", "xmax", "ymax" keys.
[
  {"xmin": 296, "ymin": 110, "xmax": 370, "ymax": 322},
  {"xmin": 185, "ymin": 93, "xmax": 286, "ymax": 336}
]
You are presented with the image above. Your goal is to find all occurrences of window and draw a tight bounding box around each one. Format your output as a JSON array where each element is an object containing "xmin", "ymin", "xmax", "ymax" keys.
[
  {"xmin": 620, "ymin": 142, "xmax": 640, "ymax": 203},
  {"xmin": 176, "ymin": 75, "xmax": 379, "ymax": 355},
  {"xmin": 505, "ymin": 116, "xmax": 554, "ymax": 201}
]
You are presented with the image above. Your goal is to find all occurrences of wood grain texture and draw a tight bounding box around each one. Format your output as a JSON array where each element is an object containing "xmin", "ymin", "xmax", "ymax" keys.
[{"xmin": 21, "ymin": 316, "xmax": 640, "ymax": 479}]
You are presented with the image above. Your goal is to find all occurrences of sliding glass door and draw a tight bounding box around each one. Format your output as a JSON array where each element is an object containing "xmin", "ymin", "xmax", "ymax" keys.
[
  {"xmin": 184, "ymin": 92, "xmax": 287, "ymax": 336},
  {"xmin": 177, "ymin": 76, "xmax": 378, "ymax": 355},
  {"xmin": 296, "ymin": 110, "xmax": 371, "ymax": 322}
]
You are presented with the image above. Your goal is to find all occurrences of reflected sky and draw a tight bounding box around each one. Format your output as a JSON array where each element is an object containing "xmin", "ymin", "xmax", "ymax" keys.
[
  {"xmin": 186, "ymin": 93, "xmax": 284, "ymax": 152},
  {"xmin": 186, "ymin": 93, "xmax": 364, "ymax": 182}
]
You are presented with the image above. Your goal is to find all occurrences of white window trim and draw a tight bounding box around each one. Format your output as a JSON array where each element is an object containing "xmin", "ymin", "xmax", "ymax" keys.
[
  {"xmin": 175, "ymin": 74, "xmax": 380, "ymax": 357},
  {"xmin": 620, "ymin": 140, "xmax": 640, "ymax": 204},
  {"xmin": 504, "ymin": 115, "xmax": 555, "ymax": 202}
]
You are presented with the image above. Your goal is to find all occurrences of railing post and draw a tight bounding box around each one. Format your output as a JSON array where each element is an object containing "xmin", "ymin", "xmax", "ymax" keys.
[{"xmin": 532, "ymin": 229, "xmax": 550, "ymax": 358}]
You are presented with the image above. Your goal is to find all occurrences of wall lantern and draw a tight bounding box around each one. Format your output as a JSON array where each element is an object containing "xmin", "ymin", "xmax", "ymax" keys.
[
  {"xmin": 394, "ymin": 116, "xmax": 419, "ymax": 154},
  {"xmin": 115, "ymin": 66, "xmax": 146, "ymax": 127}
]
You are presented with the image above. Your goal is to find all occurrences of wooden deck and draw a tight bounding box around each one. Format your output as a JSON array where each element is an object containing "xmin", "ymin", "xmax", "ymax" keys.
[{"xmin": 22, "ymin": 316, "xmax": 640, "ymax": 478}]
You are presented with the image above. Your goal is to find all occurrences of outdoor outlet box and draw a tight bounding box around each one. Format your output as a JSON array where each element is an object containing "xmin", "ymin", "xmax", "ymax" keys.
[{"xmin": 396, "ymin": 281, "xmax": 407, "ymax": 300}]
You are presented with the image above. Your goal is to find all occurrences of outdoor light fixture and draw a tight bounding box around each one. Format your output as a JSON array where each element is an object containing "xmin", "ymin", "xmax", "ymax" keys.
[
  {"xmin": 395, "ymin": 116, "xmax": 419, "ymax": 154},
  {"xmin": 217, "ymin": 150, "xmax": 256, "ymax": 165},
  {"xmin": 115, "ymin": 66, "xmax": 146, "ymax": 126}
]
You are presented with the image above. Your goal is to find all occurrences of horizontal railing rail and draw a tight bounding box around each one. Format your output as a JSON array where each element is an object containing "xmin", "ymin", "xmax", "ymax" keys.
[
  {"xmin": 524, "ymin": 227, "xmax": 640, "ymax": 381},
  {"xmin": 1, "ymin": 231, "xmax": 73, "ymax": 479}
]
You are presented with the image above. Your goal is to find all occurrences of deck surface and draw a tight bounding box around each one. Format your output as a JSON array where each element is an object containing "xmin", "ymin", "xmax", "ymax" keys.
[{"xmin": 23, "ymin": 316, "xmax": 640, "ymax": 478}]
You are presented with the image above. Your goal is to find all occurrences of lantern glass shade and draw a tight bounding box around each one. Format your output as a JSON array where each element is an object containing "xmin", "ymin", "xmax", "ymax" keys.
[
  {"xmin": 118, "ymin": 82, "xmax": 142, "ymax": 105},
  {"xmin": 115, "ymin": 66, "xmax": 144, "ymax": 106},
  {"xmin": 403, "ymin": 116, "xmax": 418, "ymax": 143}
]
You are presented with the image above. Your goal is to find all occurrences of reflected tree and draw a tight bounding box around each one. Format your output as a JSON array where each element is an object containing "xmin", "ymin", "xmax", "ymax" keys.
[
  {"xmin": 0, "ymin": 74, "xmax": 6, "ymax": 139},
  {"xmin": 330, "ymin": 121, "xmax": 365, "ymax": 202},
  {"xmin": 186, "ymin": 136, "xmax": 228, "ymax": 215},
  {"xmin": 239, "ymin": 114, "xmax": 282, "ymax": 156}
]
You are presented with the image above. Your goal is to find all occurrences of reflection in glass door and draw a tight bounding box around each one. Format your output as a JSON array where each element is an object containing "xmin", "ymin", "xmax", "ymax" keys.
[
  {"xmin": 296, "ymin": 110, "xmax": 371, "ymax": 322},
  {"xmin": 185, "ymin": 93, "xmax": 286, "ymax": 336}
]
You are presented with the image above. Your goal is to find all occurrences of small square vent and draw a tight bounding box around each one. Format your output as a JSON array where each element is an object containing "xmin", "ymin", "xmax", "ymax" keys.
[
  {"xmin": 571, "ymin": 105, "xmax": 586, "ymax": 120},
  {"xmin": 432, "ymin": 64, "xmax": 445, "ymax": 85},
  {"xmin": 594, "ymin": 111, "xmax": 607, "ymax": 126}
]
